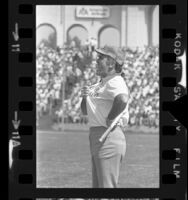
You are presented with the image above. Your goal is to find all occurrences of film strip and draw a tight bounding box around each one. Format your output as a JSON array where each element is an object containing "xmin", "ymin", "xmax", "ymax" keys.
[{"xmin": 8, "ymin": 0, "xmax": 187, "ymax": 200}]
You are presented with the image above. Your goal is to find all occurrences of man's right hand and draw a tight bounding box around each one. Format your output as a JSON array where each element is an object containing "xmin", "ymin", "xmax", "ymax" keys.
[{"xmin": 81, "ymin": 86, "xmax": 90, "ymax": 98}]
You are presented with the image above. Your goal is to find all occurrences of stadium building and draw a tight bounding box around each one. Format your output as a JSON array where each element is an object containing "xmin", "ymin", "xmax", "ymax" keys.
[{"xmin": 36, "ymin": 5, "xmax": 159, "ymax": 48}]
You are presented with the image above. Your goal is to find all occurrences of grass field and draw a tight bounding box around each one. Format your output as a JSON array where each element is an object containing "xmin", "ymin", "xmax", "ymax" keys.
[{"xmin": 37, "ymin": 126, "xmax": 159, "ymax": 188}]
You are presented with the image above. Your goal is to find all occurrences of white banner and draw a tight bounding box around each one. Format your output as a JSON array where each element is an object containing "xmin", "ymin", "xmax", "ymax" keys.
[{"xmin": 76, "ymin": 6, "xmax": 110, "ymax": 18}]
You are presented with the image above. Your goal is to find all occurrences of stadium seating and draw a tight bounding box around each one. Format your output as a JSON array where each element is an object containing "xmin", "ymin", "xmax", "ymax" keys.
[{"xmin": 36, "ymin": 42, "xmax": 159, "ymax": 128}]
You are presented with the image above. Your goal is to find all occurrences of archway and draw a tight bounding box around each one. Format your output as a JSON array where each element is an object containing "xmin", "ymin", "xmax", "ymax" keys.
[
  {"xmin": 67, "ymin": 24, "xmax": 88, "ymax": 47},
  {"xmin": 36, "ymin": 23, "xmax": 57, "ymax": 49},
  {"xmin": 98, "ymin": 26, "xmax": 120, "ymax": 47}
]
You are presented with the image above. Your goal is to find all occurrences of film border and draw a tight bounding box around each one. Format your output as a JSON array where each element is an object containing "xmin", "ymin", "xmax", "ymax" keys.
[{"xmin": 8, "ymin": 0, "xmax": 187, "ymax": 199}]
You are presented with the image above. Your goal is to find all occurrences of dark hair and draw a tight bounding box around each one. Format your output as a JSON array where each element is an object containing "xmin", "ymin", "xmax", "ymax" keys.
[{"xmin": 115, "ymin": 62, "xmax": 123, "ymax": 73}]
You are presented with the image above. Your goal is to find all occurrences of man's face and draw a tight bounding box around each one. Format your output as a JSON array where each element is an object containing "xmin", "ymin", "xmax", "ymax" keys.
[{"xmin": 96, "ymin": 54, "xmax": 114, "ymax": 78}]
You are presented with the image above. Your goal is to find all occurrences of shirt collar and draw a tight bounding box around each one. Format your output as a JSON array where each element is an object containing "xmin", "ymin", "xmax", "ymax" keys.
[{"xmin": 101, "ymin": 73, "xmax": 121, "ymax": 84}]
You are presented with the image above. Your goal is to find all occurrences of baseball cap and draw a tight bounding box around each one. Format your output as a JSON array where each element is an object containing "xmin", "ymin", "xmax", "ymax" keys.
[{"xmin": 95, "ymin": 45, "xmax": 125, "ymax": 65}]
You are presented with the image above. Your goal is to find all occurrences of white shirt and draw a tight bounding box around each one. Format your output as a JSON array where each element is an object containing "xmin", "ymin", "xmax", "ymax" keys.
[{"xmin": 86, "ymin": 74, "xmax": 129, "ymax": 127}]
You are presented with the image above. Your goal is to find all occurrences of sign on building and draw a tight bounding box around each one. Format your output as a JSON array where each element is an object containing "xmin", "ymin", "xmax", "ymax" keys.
[{"xmin": 76, "ymin": 6, "xmax": 110, "ymax": 18}]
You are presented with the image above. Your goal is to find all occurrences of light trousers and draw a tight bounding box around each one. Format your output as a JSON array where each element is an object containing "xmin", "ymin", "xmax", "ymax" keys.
[{"xmin": 89, "ymin": 126, "xmax": 126, "ymax": 188}]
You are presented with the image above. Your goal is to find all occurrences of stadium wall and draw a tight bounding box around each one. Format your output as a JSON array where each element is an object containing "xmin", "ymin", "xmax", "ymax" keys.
[{"xmin": 36, "ymin": 5, "xmax": 159, "ymax": 48}]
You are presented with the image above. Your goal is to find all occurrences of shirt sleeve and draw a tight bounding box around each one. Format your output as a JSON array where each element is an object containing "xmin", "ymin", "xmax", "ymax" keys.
[{"xmin": 106, "ymin": 76, "xmax": 129, "ymax": 99}]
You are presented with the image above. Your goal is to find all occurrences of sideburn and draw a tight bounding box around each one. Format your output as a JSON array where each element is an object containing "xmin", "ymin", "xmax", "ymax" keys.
[{"xmin": 106, "ymin": 59, "xmax": 115, "ymax": 73}]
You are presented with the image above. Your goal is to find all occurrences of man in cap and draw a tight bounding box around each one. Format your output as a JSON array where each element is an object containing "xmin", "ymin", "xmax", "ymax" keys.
[{"xmin": 81, "ymin": 45, "xmax": 129, "ymax": 188}]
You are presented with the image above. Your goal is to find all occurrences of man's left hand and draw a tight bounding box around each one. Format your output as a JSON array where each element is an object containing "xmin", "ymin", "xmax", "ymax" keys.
[{"xmin": 106, "ymin": 118, "xmax": 114, "ymax": 127}]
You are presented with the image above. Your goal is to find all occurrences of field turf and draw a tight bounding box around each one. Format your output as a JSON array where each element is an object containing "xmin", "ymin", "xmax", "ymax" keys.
[{"xmin": 37, "ymin": 126, "xmax": 159, "ymax": 188}]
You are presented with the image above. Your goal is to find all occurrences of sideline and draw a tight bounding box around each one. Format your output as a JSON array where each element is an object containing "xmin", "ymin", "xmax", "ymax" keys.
[{"xmin": 37, "ymin": 123, "xmax": 159, "ymax": 134}]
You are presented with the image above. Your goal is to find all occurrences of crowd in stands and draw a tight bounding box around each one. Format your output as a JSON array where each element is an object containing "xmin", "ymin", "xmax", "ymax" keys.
[{"xmin": 36, "ymin": 41, "xmax": 159, "ymax": 128}]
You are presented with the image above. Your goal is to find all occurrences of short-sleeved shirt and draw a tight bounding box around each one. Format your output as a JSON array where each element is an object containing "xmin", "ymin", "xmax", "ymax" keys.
[{"xmin": 86, "ymin": 74, "xmax": 129, "ymax": 127}]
